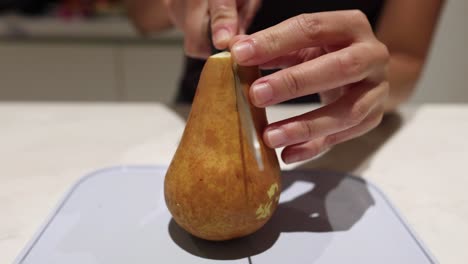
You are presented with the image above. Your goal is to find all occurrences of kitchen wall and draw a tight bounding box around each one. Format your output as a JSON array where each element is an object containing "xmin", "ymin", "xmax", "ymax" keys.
[
  {"xmin": 0, "ymin": 40, "xmax": 185, "ymax": 103},
  {"xmin": 411, "ymin": 0, "xmax": 468, "ymax": 103},
  {"xmin": 0, "ymin": 1, "xmax": 466, "ymax": 104}
]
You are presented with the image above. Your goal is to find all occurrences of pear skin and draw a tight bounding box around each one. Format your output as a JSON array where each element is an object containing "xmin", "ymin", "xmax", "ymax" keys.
[{"xmin": 164, "ymin": 52, "xmax": 281, "ymax": 241}]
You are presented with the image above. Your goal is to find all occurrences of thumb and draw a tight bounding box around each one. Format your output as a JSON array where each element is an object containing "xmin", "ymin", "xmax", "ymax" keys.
[{"xmin": 209, "ymin": 0, "xmax": 238, "ymax": 49}]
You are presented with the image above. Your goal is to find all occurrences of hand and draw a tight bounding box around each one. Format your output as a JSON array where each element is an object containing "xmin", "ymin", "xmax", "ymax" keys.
[
  {"xmin": 230, "ymin": 10, "xmax": 390, "ymax": 164},
  {"xmin": 163, "ymin": 0, "xmax": 261, "ymax": 58}
]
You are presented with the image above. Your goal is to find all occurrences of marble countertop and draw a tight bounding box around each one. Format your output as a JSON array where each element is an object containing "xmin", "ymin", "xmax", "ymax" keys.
[{"xmin": 1, "ymin": 102, "xmax": 467, "ymax": 263}]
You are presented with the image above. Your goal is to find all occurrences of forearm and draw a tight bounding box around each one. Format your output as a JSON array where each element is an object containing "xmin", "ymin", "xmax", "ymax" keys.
[
  {"xmin": 124, "ymin": 0, "xmax": 173, "ymax": 35},
  {"xmin": 376, "ymin": 0, "xmax": 444, "ymax": 112},
  {"xmin": 384, "ymin": 52, "xmax": 424, "ymax": 112}
]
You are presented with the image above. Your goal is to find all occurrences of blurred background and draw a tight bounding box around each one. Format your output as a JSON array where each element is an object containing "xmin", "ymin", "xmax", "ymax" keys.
[{"xmin": 0, "ymin": 0, "xmax": 466, "ymax": 104}]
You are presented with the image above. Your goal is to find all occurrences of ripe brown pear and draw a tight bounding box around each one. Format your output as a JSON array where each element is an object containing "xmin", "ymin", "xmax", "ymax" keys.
[{"xmin": 164, "ymin": 52, "xmax": 281, "ymax": 241}]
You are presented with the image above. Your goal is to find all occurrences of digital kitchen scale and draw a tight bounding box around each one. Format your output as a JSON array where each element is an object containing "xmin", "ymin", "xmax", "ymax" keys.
[{"xmin": 15, "ymin": 166, "xmax": 436, "ymax": 263}]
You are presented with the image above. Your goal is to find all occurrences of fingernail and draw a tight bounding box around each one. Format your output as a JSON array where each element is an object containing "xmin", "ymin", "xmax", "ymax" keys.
[
  {"xmin": 214, "ymin": 29, "xmax": 230, "ymax": 46},
  {"xmin": 265, "ymin": 128, "xmax": 287, "ymax": 148},
  {"xmin": 232, "ymin": 40, "xmax": 255, "ymax": 62},
  {"xmin": 252, "ymin": 82, "xmax": 273, "ymax": 106},
  {"xmin": 284, "ymin": 153, "xmax": 301, "ymax": 164}
]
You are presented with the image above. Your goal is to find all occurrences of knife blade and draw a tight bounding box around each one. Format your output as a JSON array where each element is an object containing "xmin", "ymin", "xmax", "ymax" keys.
[
  {"xmin": 233, "ymin": 62, "xmax": 264, "ymax": 171},
  {"xmin": 208, "ymin": 20, "xmax": 264, "ymax": 170}
]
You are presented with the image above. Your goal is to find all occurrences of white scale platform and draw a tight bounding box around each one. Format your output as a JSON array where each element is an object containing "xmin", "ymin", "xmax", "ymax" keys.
[{"xmin": 15, "ymin": 166, "xmax": 436, "ymax": 263}]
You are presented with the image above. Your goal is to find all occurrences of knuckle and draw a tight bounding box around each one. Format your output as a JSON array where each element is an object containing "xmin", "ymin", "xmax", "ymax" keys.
[
  {"xmin": 297, "ymin": 48, "xmax": 322, "ymax": 62},
  {"xmin": 365, "ymin": 41, "xmax": 390, "ymax": 65},
  {"xmin": 372, "ymin": 112, "xmax": 384, "ymax": 128},
  {"xmin": 336, "ymin": 51, "xmax": 366, "ymax": 80},
  {"xmin": 283, "ymin": 121, "xmax": 314, "ymax": 142},
  {"xmin": 324, "ymin": 133, "xmax": 339, "ymax": 147},
  {"xmin": 262, "ymin": 31, "xmax": 282, "ymax": 54},
  {"xmin": 211, "ymin": 4, "xmax": 237, "ymax": 22},
  {"xmin": 282, "ymin": 70, "xmax": 303, "ymax": 98},
  {"xmin": 348, "ymin": 10, "xmax": 370, "ymax": 29},
  {"xmin": 363, "ymin": 109, "xmax": 384, "ymax": 130},
  {"xmin": 373, "ymin": 106, "xmax": 385, "ymax": 125},
  {"xmin": 307, "ymin": 141, "xmax": 324, "ymax": 157},
  {"xmin": 295, "ymin": 14, "xmax": 322, "ymax": 42},
  {"xmin": 349, "ymin": 10, "xmax": 367, "ymax": 21},
  {"xmin": 378, "ymin": 42, "xmax": 390, "ymax": 64},
  {"xmin": 348, "ymin": 101, "xmax": 370, "ymax": 126},
  {"xmin": 297, "ymin": 121, "xmax": 314, "ymax": 140}
]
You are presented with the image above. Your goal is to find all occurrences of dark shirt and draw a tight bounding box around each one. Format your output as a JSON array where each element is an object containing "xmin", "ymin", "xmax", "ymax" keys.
[{"xmin": 175, "ymin": 0, "xmax": 385, "ymax": 104}]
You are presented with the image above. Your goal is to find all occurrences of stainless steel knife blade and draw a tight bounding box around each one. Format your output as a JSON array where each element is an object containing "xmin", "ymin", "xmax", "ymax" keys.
[{"xmin": 233, "ymin": 62, "xmax": 264, "ymax": 171}]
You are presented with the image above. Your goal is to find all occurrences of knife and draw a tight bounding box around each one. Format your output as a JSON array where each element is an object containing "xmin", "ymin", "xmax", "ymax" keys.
[
  {"xmin": 208, "ymin": 21, "xmax": 264, "ymax": 171},
  {"xmin": 232, "ymin": 63, "xmax": 264, "ymax": 171}
]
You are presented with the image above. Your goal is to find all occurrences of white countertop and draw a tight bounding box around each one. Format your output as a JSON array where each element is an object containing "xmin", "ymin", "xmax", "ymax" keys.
[{"xmin": 1, "ymin": 103, "xmax": 467, "ymax": 263}]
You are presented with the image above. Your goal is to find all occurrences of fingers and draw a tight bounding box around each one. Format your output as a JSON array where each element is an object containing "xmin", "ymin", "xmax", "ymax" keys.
[
  {"xmin": 281, "ymin": 106, "xmax": 384, "ymax": 164},
  {"xmin": 263, "ymin": 81, "xmax": 389, "ymax": 149},
  {"xmin": 259, "ymin": 47, "xmax": 325, "ymax": 70},
  {"xmin": 231, "ymin": 10, "xmax": 374, "ymax": 65},
  {"xmin": 171, "ymin": 0, "xmax": 259, "ymax": 57},
  {"xmin": 281, "ymin": 137, "xmax": 328, "ymax": 164},
  {"xmin": 209, "ymin": 0, "xmax": 238, "ymax": 49},
  {"xmin": 237, "ymin": 0, "xmax": 261, "ymax": 34},
  {"xmin": 224, "ymin": 9, "xmax": 390, "ymax": 164},
  {"xmin": 183, "ymin": 0, "xmax": 211, "ymax": 58},
  {"xmin": 249, "ymin": 42, "xmax": 389, "ymax": 107},
  {"xmin": 163, "ymin": 0, "xmax": 185, "ymax": 28},
  {"xmin": 229, "ymin": 34, "xmax": 249, "ymax": 47}
]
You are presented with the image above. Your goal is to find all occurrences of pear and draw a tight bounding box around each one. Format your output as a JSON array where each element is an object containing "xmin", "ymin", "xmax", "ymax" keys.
[{"xmin": 164, "ymin": 52, "xmax": 281, "ymax": 241}]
